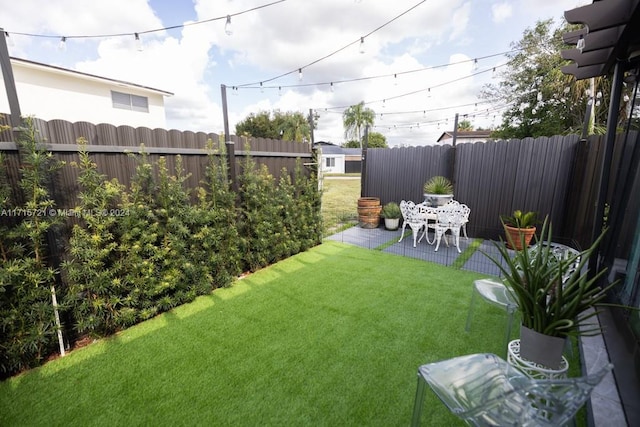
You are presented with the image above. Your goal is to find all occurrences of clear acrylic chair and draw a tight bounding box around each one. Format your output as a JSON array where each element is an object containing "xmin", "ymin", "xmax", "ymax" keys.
[
  {"xmin": 465, "ymin": 278, "xmax": 518, "ymax": 356},
  {"xmin": 411, "ymin": 353, "xmax": 613, "ymax": 427}
]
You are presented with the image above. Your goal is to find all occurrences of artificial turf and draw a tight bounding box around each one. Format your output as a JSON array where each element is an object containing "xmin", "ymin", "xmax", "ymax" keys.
[{"xmin": 0, "ymin": 241, "xmax": 570, "ymax": 426}]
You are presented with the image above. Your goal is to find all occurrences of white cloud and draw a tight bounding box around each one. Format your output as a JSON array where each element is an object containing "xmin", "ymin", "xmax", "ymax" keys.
[
  {"xmin": 492, "ymin": 3, "xmax": 513, "ymax": 24},
  {"xmin": 0, "ymin": 0, "xmax": 593, "ymax": 146}
]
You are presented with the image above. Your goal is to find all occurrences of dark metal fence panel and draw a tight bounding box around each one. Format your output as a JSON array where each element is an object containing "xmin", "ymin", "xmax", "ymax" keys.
[
  {"xmin": 364, "ymin": 144, "xmax": 451, "ymax": 204},
  {"xmin": 0, "ymin": 116, "xmax": 312, "ymax": 211},
  {"xmin": 367, "ymin": 136, "xmax": 583, "ymax": 241}
]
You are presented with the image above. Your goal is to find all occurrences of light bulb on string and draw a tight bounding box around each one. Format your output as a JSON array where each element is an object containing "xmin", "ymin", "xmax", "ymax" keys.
[
  {"xmin": 473, "ymin": 59, "xmax": 478, "ymax": 71},
  {"xmin": 225, "ymin": 15, "xmax": 233, "ymax": 35},
  {"xmin": 58, "ymin": 36, "xmax": 66, "ymax": 51},
  {"xmin": 359, "ymin": 37, "xmax": 365, "ymax": 54},
  {"xmin": 4, "ymin": 31, "xmax": 14, "ymax": 47},
  {"xmin": 278, "ymin": 86, "xmax": 282, "ymax": 96},
  {"xmin": 298, "ymin": 68, "xmax": 303, "ymax": 81},
  {"xmin": 491, "ymin": 67, "xmax": 496, "ymax": 78},
  {"xmin": 134, "ymin": 33, "xmax": 143, "ymax": 51},
  {"xmin": 576, "ymin": 35, "xmax": 585, "ymax": 52},
  {"xmin": 330, "ymin": 82, "xmax": 334, "ymax": 92},
  {"xmin": 394, "ymin": 74, "xmax": 398, "ymax": 86},
  {"xmin": 260, "ymin": 82, "xmax": 264, "ymax": 93}
]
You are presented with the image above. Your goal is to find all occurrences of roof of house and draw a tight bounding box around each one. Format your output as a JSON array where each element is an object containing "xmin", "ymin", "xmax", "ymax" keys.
[
  {"xmin": 10, "ymin": 57, "xmax": 174, "ymax": 96},
  {"xmin": 561, "ymin": 0, "xmax": 640, "ymax": 80},
  {"xmin": 437, "ymin": 130, "xmax": 492, "ymax": 142},
  {"xmin": 314, "ymin": 142, "xmax": 362, "ymax": 156}
]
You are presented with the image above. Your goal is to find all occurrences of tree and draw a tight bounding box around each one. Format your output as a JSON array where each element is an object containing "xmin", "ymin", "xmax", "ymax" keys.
[
  {"xmin": 342, "ymin": 102, "xmax": 375, "ymax": 148},
  {"xmin": 343, "ymin": 131, "xmax": 387, "ymax": 148},
  {"xmin": 480, "ymin": 19, "xmax": 627, "ymax": 139},
  {"xmin": 457, "ymin": 120, "xmax": 473, "ymax": 131},
  {"xmin": 235, "ymin": 110, "xmax": 311, "ymax": 142}
]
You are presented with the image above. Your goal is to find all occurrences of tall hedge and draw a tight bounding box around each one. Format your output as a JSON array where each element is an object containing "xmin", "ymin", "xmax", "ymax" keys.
[
  {"xmin": 0, "ymin": 119, "xmax": 66, "ymax": 378},
  {"xmin": 2, "ymin": 133, "xmax": 321, "ymax": 378}
]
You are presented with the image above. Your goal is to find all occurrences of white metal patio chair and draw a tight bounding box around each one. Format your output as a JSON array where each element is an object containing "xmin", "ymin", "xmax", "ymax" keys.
[
  {"xmin": 399, "ymin": 201, "xmax": 432, "ymax": 247},
  {"xmin": 411, "ymin": 352, "xmax": 613, "ymax": 426},
  {"xmin": 426, "ymin": 200, "xmax": 469, "ymax": 252}
]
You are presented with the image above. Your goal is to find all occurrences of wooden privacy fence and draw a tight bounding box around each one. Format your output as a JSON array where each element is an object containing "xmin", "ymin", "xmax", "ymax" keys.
[
  {"xmin": 363, "ymin": 131, "xmax": 640, "ymax": 252},
  {"xmin": 0, "ymin": 116, "xmax": 313, "ymax": 209}
]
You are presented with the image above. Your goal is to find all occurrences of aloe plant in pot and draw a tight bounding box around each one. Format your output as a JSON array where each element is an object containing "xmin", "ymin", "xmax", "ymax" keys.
[
  {"xmin": 423, "ymin": 175, "xmax": 454, "ymax": 207},
  {"xmin": 484, "ymin": 218, "xmax": 613, "ymax": 369}
]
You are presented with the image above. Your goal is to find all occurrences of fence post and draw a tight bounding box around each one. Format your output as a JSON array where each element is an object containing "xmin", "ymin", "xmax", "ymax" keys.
[
  {"xmin": 0, "ymin": 29, "xmax": 21, "ymax": 135},
  {"xmin": 361, "ymin": 125, "xmax": 369, "ymax": 197},
  {"xmin": 226, "ymin": 140, "xmax": 237, "ymax": 192}
]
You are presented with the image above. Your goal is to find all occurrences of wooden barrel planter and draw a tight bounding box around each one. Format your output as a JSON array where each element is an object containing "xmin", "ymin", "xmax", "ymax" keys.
[{"xmin": 358, "ymin": 197, "xmax": 381, "ymax": 229}]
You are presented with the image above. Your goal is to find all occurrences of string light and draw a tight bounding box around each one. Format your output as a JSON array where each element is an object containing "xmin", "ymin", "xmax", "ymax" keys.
[
  {"xmin": 260, "ymin": 82, "xmax": 264, "ymax": 93},
  {"xmin": 298, "ymin": 68, "xmax": 303, "ymax": 81},
  {"xmin": 225, "ymin": 15, "xmax": 233, "ymax": 35},
  {"xmin": 134, "ymin": 33, "xmax": 143, "ymax": 51},
  {"xmin": 58, "ymin": 36, "xmax": 66, "ymax": 51},
  {"xmin": 359, "ymin": 37, "xmax": 365, "ymax": 54},
  {"xmin": 330, "ymin": 82, "xmax": 334, "ymax": 92},
  {"xmin": 4, "ymin": 31, "xmax": 14, "ymax": 47},
  {"xmin": 473, "ymin": 59, "xmax": 478, "ymax": 71},
  {"xmin": 576, "ymin": 34, "xmax": 585, "ymax": 52},
  {"xmin": 4, "ymin": 1, "xmax": 286, "ymax": 41}
]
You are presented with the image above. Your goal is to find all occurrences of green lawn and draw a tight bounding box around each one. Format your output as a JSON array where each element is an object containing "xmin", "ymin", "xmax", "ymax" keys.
[
  {"xmin": 0, "ymin": 241, "xmax": 580, "ymax": 426},
  {"xmin": 321, "ymin": 177, "xmax": 360, "ymax": 235}
]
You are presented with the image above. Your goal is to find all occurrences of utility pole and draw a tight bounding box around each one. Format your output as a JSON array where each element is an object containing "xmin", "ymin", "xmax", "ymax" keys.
[{"xmin": 0, "ymin": 28, "xmax": 22, "ymax": 133}]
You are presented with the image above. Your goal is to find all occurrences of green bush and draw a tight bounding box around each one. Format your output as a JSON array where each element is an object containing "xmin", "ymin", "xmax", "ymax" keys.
[{"xmin": 0, "ymin": 118, "xmax": 66, "ymax": 378}]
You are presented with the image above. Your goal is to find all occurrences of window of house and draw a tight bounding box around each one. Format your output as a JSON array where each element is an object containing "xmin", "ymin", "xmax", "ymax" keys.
[
  {"xmin": 326, "ymin": 157, "xmax": 335, "ymax": 168},
  {"xmin": 111, "ymin": 91, "xmax": 149, "ymax": 113}
]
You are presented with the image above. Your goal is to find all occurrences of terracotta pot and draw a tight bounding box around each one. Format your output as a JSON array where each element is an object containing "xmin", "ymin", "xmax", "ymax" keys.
[
  {"xmin": 504, "ymin": 224, "xmax": 536, "ymax": 250},
  {"xmin": 519, "ymin": 325, "xmax": 565, "ymax": 369},
  {"xmin": 357, "ymin": 197, "xmax": 381, "ymax": 208}
]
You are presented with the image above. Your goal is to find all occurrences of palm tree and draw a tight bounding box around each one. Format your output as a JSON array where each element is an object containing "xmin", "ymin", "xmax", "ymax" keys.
[{"xmin": 342, "ymin": 102, "xmax": 375, "ymax": 148}]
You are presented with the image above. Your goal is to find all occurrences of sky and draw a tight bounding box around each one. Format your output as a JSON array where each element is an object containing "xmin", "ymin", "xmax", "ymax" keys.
[{"xmin": 1, "ymin": 0, "xmax": 590, "ymax": 146}]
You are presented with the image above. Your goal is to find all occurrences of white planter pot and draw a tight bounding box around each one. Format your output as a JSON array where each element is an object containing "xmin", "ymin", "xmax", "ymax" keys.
[
  {"xmin": 423, "ymin": 193, "xmax": 454, "ymax": 207},
  {"xmin": 384, "ymin": 218, "xmax": 400, "ymax": 231}
]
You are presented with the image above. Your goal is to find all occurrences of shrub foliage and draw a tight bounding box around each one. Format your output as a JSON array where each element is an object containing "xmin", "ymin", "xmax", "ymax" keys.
[{"xmin": 1, "ymin": 125, "xmax": 320, "ymax": 378}]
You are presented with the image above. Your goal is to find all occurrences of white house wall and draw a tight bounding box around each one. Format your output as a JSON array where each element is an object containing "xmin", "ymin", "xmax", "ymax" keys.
[
  {"xmin": 0, "ymin": 61, "xmax": 168, "ymax": 128},
  {"xmin": 321, "ymin": 154, "xmax": 345, "ymax": 174}
]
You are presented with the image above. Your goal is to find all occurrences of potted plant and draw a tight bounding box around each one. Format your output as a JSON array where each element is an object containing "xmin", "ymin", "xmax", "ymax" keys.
[
  {"xmin": 423, "ymin": 175, "xmax": 454, "ymax": 207},
  {"xmin": 484, "ymin": 218, "xmax": 612, "ymax": 369},
  {"xmin": 381, "ymin": 202, "xmax": 401, "ymax": 230},
  {"xmin": 501, "ymin": 210, "xmax": 537, "ymax": 250}
]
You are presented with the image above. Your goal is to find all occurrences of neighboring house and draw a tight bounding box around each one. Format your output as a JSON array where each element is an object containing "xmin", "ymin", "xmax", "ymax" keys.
[
  {"xmin": 0, "ymin": 57, "xmax": 173, "ymax": 128},
  {"xmin": 437, "ymin": 130, "xmax": 493, "ymax": 144},
  {"xmin": 314, "ymin": 141, "xmax": 362, "ymax": 174}
]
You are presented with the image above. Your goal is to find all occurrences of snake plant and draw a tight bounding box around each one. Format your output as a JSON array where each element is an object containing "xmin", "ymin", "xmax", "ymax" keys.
[{"xmin": 484, "ymin": 218, "xmax": 613, "ymax": 338}]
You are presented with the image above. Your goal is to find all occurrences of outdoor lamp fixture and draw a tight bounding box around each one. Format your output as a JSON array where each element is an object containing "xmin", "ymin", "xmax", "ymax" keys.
[
  {"xmin": 225, "ymin": 15, "xmax": 232, "ymax": 35},
  {"xmin": 359, "ymin": 37, "xmax": 365, "ymax": 54},
  {"xmin": 134, "ymin": 33, "xmax": 143, "ymax": 51},
  {"xmin": 576, "ymin": 34, "xmax": 585, "ymax": 52},
  {"xmin": 58, "ymin": 36, "xmax": 66, "ymax": 51}
]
